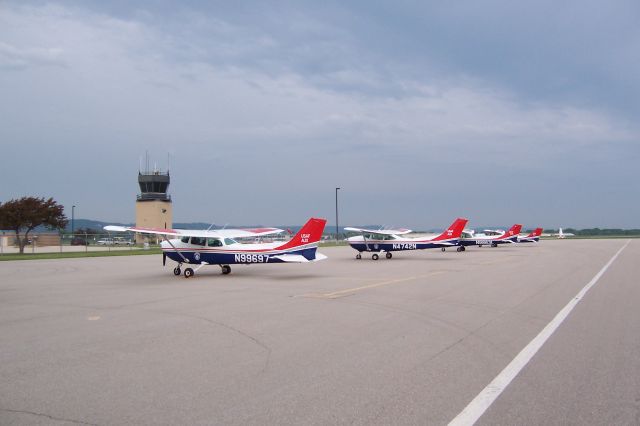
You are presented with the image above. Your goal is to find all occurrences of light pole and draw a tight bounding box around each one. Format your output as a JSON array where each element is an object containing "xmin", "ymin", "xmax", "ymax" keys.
[
  {"xmin": 335, "ymin": 187, "xmax": 340, "ymax": 243},
  {"xmin": 71, "ymin": 205, "xmax": 75, "ymax": 237}
]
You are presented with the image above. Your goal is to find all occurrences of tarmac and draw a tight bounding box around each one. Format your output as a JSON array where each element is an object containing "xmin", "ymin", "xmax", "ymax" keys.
[{"xmin": 0, "ymin": 239, "xmax": 638, "ymax": 425}]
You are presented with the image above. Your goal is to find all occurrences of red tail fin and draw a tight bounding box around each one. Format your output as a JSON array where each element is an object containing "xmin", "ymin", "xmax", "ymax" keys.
[
  {"xmin": 500, "ymin": 224, "xmax": 522, "ymax": 239},
  {"xmin": 433, "ymin": 218, "xmax": 468, "ymax": 241},
  {"xmin": 276, "ymin": 218, "xmax": 327, "ymax": 250},
  {"xmin": 527, "ymin": 227, "xmax": 543, "ymax": 237}
]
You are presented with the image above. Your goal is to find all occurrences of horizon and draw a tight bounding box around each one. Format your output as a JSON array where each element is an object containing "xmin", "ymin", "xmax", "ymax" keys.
[{"xmin": 2, "ymin": 1, "xmax": 639, "ymax": 228}]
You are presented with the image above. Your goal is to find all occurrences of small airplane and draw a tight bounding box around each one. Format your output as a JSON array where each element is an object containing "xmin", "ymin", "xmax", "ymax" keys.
[
  {"xmin": 104, "ymin": 217, "xmax": 327, "ymax": 277},
  {"xmin": 554, "ymin": 228, "xmax": 575, "ymax": 239},
  {"xmin": 458, "ymin": 224, "xmax": 523, "ymax": 249},
  {"xmin": 517, "ymin": 227, "xmax": 543, "ymax": 243},
  {"xmin": 344, "ymin": 218, "xmax": 468, "ymax": 259}
]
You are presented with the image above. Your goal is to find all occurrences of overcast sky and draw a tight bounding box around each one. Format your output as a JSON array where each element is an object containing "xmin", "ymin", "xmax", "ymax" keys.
[{"xmin": 1, "ymin": 1, "xmax": 639, "ymax": 229}]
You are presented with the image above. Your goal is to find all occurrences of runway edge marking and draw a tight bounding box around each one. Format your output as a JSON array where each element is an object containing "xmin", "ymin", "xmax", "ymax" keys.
[{"xmin": 449, "ymin": 239, "xmax": 631, "ymax": 426}]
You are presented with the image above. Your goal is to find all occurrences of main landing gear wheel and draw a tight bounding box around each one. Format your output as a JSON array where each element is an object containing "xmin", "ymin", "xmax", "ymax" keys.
[
  {"xmin": 184, "ymin": 268, "xmax": 194, "ymax": 278},
  {"xmin": 491, "ymin": 243, "xmax": 498, "ymax": 248},
  {"xmin": 173, "ymin": 267, "xmax": 181, "ymax": 276},
  {"xmin": 372, "ymin": 253, "xmax": 379, "ymax": 260},
  {"xmin": 356, "ymin": 253, "xmax": 362, "ymax": 259},
  {"xmin": 456, "ymin": 246, "xmax": 466, "ymax": 252},
  {"xmin": 221, "ymin": 265, "xmax": 231, "ymax": 275},
  {"xmin": 386, "ymin": 252, "xmax": 392, "ymax": 259},
  {"xmin": 441, "ymin": 247, "xmax": 446, "ymax": 252}
]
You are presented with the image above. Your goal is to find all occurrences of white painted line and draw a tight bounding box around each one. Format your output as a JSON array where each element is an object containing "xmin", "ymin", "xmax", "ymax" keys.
[{"xmin": 449, "ymin": 240, "xmax": 630, "ymax": 426}]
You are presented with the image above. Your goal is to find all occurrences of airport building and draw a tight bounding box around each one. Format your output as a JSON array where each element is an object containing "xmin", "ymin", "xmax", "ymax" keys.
[{"xmin": 135, "ymin": 169, "xmax": 172, "ymax": 242}]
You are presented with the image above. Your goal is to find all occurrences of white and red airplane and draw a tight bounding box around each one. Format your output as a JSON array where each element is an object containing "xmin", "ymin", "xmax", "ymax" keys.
[
  {"xmin": 517, "ymin": 227, "xmax": 543, "ymax": 243},
  {"xmin": 344, "ymin": 218, "xmax": 468, "ymax": 259},
  {"xmin": 458, "ymin": 224, "xmax": 523, "ymax": 249},
  {"xmin": 104, "ymin": 217, "xmax": 327, "ymax": 277}
]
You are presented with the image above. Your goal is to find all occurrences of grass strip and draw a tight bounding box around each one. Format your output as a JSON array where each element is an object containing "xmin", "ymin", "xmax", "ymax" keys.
[{"xmin": 0, "ymin": 248, "xmax": 162, "ymax": 261}]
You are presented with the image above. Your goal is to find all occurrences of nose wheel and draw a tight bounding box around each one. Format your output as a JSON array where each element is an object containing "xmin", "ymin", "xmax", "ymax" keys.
[
  {"xmin": 385, "ymin": 252, "xmax": 392, "ymax": 259},
  {"xmin": 173, "ymin": 266, "xmax": 181, "ymax": 276},
  {"xmin": 221, "ymin": 265, "xmax": 231, "ymax": 275},
  {"xmin": 355, "ymin": 253, "xmax": 362, "ymax": 259}
]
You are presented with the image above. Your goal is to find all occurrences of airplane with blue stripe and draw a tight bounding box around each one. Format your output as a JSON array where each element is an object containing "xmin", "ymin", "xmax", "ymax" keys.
[
  {"xmin": 105, "ymin": 217, "xmax": 327, "ymax": 277},
  {"xmin": 345, "ymin": 218, "xmax": 468, "ymax": 260},
  {"xmin": 517, "ymin": 227, "xmax": 543, "ymax": 243},
  {"xmin": 458, "ymin": 224, "xmax": 522, "ymax": 249}
]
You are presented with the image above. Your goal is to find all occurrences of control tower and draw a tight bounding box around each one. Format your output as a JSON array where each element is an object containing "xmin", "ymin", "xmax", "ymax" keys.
[{"xmin": 135, "ymin": 163, "xmax": 173, "ymax": 238}]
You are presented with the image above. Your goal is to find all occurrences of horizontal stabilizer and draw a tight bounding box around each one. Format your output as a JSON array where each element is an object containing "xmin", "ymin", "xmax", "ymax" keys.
[
  {"xmin": 272, "ymin": 252, "xmax": 328, "ymax": 263},
  {"xmin": 271, "ymin": 254, "xmax": 310, "ymax": 263}
]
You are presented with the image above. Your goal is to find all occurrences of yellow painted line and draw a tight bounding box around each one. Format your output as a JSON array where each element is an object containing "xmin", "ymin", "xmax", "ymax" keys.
[
  {"xmin": 302, "ymin": 271, "xmax": 446, "ymax": 299},
  {"xmin": 87, "ymin": 316, "xmax": 101, "ymax": 321}
]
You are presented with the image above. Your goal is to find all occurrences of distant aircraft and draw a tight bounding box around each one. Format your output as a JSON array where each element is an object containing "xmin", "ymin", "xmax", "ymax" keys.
[
  {"xmin": 517, "ymin": 227, "xmax": 543, "ymax": 243},
  {"xmin": 554, "ymin": 228, "xmax": 575, "ymax": 239},
  {"xmin": 104, "ymin": 217, "xmax": 327, "ymax": 277},
  {"xmin": 344, "ymin": 218, "xmax": 468, "ymax": 260},
  {"xmin": 458, "ymin": 224, "xmax": 523, "ymax": 249}
]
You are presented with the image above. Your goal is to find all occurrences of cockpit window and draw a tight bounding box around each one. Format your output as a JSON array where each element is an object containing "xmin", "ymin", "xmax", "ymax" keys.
[
  {"xmin": 224, "ymin": 238, "xmax": 237, "ymax": 245},
  {"xmin": 207, "ymin": 238, "xmax": 223, "ymax": 247},
  {"xmin": 191, "ymin": 237, "xmax": 206, "ymax": 246},
  {"xmin": 181, "ymin": 236, "xmax": 190, "ymax": 243}
]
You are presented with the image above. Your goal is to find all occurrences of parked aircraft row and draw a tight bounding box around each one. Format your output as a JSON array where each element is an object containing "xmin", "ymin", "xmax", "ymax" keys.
[
  {"xmin": 105, "ymin": 218, "xmax": 543, "ymax": 277},
  {"xmin": 346, "ymin": 220, "xmax": 543, "ymax": 259}
]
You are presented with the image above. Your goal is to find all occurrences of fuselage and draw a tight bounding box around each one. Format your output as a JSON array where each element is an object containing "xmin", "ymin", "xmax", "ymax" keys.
[
  {"xmin": 458, "ymin": 231, "xmax": 517, "ymax": 247},
  {"xmin": 346, "ymin": 234, "xmax": 458, "ymax": 253},
  {"xmin": 162, "ymin": 236, "xmax": 318, "ymax": 265}
]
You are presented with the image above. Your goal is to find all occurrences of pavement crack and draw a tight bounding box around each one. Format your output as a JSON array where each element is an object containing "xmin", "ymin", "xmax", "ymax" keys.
[
  {"xmin": 147, "ymin": 309, "xmax": 272, "ymax": 374},
  {"xmin": 0, "ymin": 408, "xmax": 99, "ymax": 425}
]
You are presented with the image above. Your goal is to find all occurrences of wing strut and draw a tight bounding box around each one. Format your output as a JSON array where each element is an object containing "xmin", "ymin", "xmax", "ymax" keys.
[{"xmin": 163, "ymin": 235, "xmax": 189, "ymax": 263}]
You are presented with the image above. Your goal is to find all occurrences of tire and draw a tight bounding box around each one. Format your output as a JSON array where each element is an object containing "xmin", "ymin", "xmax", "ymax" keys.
[
  {"xmin": 385, "ymin": 252, "xmax": 392, "ymax": 259},
  {"xmin": 372, "ymin": 253, "xmax": 379, "ymax": 260},
  {"xmin": 173, "ymin": 267, "xmax": 181, "ymax": 276},
  {"xmin": 184, "ymin": 268, "xmax": 194, "ymax": 278},
  {"xmin": 356, "ymin": 253, "xmax": 362, "ymax": 259},
  {"xmin": 456, "ymin": 247, "xmax": 462, "ymax": 252},
  {"xmin": 221, "ymin": 265, "xmax": 231, "ymax": 275},
  {"xmin": 441, "ymin": 247, "xmax": 446, "ymax": 252}
]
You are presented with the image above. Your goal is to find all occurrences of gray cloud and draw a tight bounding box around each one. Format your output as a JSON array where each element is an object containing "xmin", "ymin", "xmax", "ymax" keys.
[{"xmin": 0, "ymin": 1, "xmax": 638, "ymax": 228}]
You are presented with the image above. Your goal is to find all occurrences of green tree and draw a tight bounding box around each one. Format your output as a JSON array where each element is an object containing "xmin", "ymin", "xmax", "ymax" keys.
[{"xmin": 0, "ymin": 196, "xmax": 68, "ymax": 254}]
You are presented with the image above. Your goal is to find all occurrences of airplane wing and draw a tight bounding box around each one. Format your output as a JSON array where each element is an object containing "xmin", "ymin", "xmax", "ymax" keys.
[
  {"xmin": 104, "ymin": 225, "xmax": 285, "ymax": 239},
  {"xmin": 344, "ymin": 227, "xmax": 412, "ymax": 236}
]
